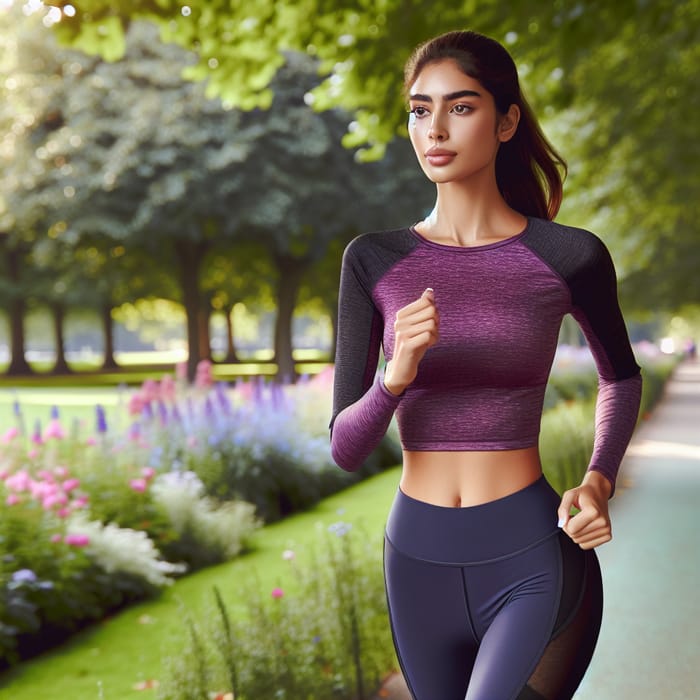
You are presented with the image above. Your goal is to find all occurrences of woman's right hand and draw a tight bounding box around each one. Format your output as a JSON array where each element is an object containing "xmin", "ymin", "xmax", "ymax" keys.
[{"xmin": 384, "ymin": 287, "xmax": 439, "ymax": 395}]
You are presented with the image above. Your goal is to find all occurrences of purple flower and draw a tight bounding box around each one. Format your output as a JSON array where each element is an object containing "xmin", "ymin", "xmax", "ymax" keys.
[
  {"xmin": 327, "ymin": 522, "xmax": 353, "ymax": 537},
  {"xmin": 215, "ymin": 383, "xmax": 231, "ymax": 414},
  {"xmin": 96, "ymin": 405, "xmax": 108, "ymax": 434},
  {"xmin": 32, "ymin": 419, "xmax": 43, "ymax": 445},
  {"xmin": 12, "ymin": 569, "xmax": 37, "ymax": 583},
  {"xmin": 128, "ymin": 421, "xmax": 141, "ymax": 441},
  {"xmin": 50, "ymin": 405, "xmax": 59, "ymax": 420}
]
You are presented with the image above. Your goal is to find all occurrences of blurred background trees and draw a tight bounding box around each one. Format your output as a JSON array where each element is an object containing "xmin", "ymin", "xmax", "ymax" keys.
[{"xmin": 1, "ymin": 0, "xmax": 698, "ymax": 376}]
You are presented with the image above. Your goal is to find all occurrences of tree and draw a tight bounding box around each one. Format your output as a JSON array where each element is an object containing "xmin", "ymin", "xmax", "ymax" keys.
[
  {"xmin": 45, "ymin": 0, "xmax": 700, "ymax": 310},
  {"xmin": 229, "ymin": 51, "xmax": 433, "ymax": 379}
]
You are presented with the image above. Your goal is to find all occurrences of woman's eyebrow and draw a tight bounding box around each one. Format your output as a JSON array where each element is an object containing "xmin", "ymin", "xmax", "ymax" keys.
[{"xmin": 409, "ymin": 89, "xmax": 482, "ymax": 102}]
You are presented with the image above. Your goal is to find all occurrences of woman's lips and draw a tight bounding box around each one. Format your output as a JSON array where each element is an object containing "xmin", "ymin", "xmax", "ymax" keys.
[{"xmin": 425, "ymin": 148, "xmax": 457, "ymax": 166}]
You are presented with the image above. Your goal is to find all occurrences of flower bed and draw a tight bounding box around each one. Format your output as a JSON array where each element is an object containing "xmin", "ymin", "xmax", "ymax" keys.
[{"xmin": 0, "ymin": 348, "xmax": 678, "ymax": 668}]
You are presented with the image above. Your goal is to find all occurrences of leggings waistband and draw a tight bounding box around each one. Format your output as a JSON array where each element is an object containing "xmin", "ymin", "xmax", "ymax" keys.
[{"xmin": 385, "ymin": 475, "xmax": 562, "ymax": 565}]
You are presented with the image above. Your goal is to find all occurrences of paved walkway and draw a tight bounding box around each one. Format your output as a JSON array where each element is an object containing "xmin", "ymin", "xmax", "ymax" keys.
[{"xmin": 374, "ymin": 361, "xmax": 700, "ymax": 700}]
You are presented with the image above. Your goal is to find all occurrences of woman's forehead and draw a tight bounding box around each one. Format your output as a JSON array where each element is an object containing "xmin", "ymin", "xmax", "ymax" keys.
[{"xmin": 409, "ymin": 59, "xmax": 485, "ymax": 97}]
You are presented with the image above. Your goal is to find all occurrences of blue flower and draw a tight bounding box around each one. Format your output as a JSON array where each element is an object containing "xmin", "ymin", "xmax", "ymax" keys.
[
  {"xmin": 327, "ymin": 522, "xmax": 352, "ymax": 537},
  {"xmin": 96, "ymin": 405, "xmax": 108, "ymax": 434},
  {"xmin": 11, "ymin": 569, "xmax": 38, "ymax": 583}
]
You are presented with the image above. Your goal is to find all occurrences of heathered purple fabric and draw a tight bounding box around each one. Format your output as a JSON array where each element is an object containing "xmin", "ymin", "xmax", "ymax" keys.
[{"xmin": 330, "ymin": 218, "xmax": 641, "ymax": 492}]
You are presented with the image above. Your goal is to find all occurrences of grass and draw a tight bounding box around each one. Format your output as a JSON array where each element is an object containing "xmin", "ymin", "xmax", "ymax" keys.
[
  {"xmin": 0, "ymin": 466, "xmax": 403, "ymax": 700},
  {"xmin": 0, "ymin": 353, "xmax": 332, "ymax": 433},
  {"xmin": 0, "ymin": 350, "xmax": 332, "ymax": 389}
]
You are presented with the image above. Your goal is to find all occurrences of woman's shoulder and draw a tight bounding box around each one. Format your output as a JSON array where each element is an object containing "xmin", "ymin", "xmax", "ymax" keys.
[
  {"xmin": 525, "ymin": 216, "xmax": 606, "ymax": 249},
  {"xmin": 522, "ymin": 217, "xmax": 613, "ymax": 271},
  {"xmin": 343, "ymin": 226, "xmax": 418, "ymax": 263}
]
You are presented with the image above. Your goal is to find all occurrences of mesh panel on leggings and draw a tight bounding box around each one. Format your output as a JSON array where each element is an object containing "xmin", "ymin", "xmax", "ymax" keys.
[{"xmin": 517, "ymin": 534, "xmax": 603, "ymax": 700}]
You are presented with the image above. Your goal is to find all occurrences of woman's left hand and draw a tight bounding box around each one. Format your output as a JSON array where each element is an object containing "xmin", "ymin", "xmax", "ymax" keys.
[{"xmin": 557, "ymin": 471, "xmax": 613, "ymax": 550}]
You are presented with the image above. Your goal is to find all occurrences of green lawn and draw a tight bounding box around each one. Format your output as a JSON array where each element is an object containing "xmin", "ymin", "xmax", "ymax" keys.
[
  {"xmin": 0, "ymin": 355, "xmax": 332, "ymax": 433},
  {"xmin": 0, "ymin": 467, "xmax": 402, "ymax": 700},
  {"xmin": 0, "ymin": 386, "xmax": 130, "ymax": 435}
]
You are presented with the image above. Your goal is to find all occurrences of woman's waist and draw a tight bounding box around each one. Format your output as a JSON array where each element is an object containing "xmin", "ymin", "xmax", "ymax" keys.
[
  {"xmin": 400, "ymin": 446, "xmax": 542, "ymax": 508},
  {"xmin": 386, "ymin": 471, "xmax": 561, "ymax": 565}
]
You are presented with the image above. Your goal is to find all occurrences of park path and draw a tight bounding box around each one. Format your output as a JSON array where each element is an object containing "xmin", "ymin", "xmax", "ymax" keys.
[{"xmin": 374, "ymin": 360, "xmax": 700, "ymax": 700}]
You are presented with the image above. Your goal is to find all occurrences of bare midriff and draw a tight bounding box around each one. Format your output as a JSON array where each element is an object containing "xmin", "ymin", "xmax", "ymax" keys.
[{"xmin": 400, "ymin": 446, "xmax": 543, "ymax": 508}]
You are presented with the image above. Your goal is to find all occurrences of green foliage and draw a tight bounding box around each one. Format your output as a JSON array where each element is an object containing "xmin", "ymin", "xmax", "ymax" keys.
[
  {"xmin": 158, "ymin": 524, "xmax": 394, "ymax": 700},
  {"xmin": 42, "ymin": 0, "xmax": 700, "ymax": 311}
]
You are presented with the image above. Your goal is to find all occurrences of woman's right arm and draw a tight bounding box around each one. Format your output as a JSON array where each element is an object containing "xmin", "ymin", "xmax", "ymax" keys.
[
  {"xmin": 329, "ymin": 241, "xmax": 401, "ymax": 471},
  {"xmin": 330, "ymin": 241, "xmax": 438, "ymax": 471}
]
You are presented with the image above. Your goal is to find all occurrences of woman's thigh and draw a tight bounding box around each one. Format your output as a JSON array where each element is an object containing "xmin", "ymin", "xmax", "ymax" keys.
[{"xmin": 384, "ymin": 537, "xmax": 477, "ymax": 700}]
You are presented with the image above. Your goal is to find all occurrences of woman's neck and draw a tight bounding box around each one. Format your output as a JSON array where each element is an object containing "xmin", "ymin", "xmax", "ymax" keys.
[{"xmin": 419, "ymin": 179, "xmax": 526, "ymax": 246}]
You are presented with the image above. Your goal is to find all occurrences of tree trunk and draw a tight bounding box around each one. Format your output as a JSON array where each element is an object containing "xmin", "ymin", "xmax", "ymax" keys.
[
  {"xmin": 50, "ymin": 302, "xmax": 71, "ymax": 374},
  {"xmin": 198, "ymin": 300, "xmax": 212, "ymax": 362},
  {"xmin": 273, "ymin": 254, "xmax": 307, "ymax": 382},
  {"xmin": 222, "ymin": 303, "xmax": 240, "ymax": 363},
  {"xmin": 174, "ymin": 238, "xmax": 208, "ymax": 382},
  {"xmin": 5, "ymin": 246, "xmax": 32, "ymax": 376},
  {"xmin": 100, "ymin": 304, "xmax": 118, "ymax": 370}
]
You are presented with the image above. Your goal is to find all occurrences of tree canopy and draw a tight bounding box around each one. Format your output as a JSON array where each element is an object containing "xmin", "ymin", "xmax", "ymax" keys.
[{"xmin": 43, "ymin": 0, "xmax": 700, "ymax": 311}]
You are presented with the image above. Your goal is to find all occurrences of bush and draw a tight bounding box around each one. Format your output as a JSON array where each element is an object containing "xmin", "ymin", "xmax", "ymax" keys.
[{"xmin": 158, "ymin": 523, "xmax": 394, "ymax": 700}]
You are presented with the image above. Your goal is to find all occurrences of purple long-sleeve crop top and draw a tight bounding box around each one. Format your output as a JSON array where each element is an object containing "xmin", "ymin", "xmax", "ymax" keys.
[{"xmin": 329, "ymin": 216, "xmax": 642, "ymax": 492}]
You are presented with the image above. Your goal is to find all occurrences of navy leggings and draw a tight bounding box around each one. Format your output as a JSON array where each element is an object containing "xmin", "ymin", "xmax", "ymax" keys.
[{"xmin": 384, "ymin": 477, "xmax": 603, "ymax": 700}]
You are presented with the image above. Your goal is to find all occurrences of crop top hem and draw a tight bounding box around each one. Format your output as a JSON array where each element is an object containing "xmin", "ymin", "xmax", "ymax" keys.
[{"xmin": 401, "ymin": 437, "xmax": 538, "ymax": 452}]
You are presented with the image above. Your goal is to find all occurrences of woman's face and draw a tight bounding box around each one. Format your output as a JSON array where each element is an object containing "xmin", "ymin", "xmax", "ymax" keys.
[{"xmin": 407, "ymin": 58, "xmax": 517, "ymax": 185}]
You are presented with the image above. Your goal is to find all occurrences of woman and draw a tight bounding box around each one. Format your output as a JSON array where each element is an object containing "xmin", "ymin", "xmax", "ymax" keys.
[{"xmin": 329, "ymin": 30, "xmax": 641, "ymax": 700}]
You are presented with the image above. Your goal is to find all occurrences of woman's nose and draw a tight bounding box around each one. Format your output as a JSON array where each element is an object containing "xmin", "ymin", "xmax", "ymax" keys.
[{"xmin": 427, "ymin": 114, "xmax": 447, "ymax": 141}]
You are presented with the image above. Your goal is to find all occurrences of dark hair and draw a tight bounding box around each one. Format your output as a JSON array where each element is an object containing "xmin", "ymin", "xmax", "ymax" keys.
[{"xmin": 404, "ymin": 30, "xmax": 566, "ymax": 221}]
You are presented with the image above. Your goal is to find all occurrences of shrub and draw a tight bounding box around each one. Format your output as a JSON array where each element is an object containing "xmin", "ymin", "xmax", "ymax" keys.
[{"xmin": 158, "ymin": 523, "xmax": 394, "ymax": 700}]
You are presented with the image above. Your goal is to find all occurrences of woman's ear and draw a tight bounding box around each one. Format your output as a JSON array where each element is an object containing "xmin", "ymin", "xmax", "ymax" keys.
[{"xmin": 498, "ymin": 104, "xmax": 520, "ymax": 143}]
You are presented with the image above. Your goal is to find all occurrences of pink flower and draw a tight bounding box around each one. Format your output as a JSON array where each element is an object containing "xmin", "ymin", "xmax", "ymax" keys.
[
  {"xmin": 5, "ymin": 470, "xmax": 31, "ymax": 493},
  {"xmin": 50, "ymin": 534, "xmax": 63, "ymax": 544},
  {"xmin": 31, "ymin": 480, "xmax": 56, "ymax": 499},
  {"xmin": 195, "ymin": 360, "xmax": 213, "ymax": 389},
  {"xmin": 176, "ymin": 361, "xmax": 188, "ymax": 381},
  {"xmin": 130, "ymin": 478, "xmax": 147, "ymax": 493},
  {"xmin": 128, "ymin": 393, "xmax": 146, "ymax": 416},
  {"xmin": 6, "ymin": 493, "xmax": 21, "ymax": 506},
  {"xmin": 141, "ymin": 467, "xmax": 156, "ymax": 481},
  {"xmin": 186, "ymin": 435, "xmax": 198, "ymax": 449},
  {"xmin": 271, "ymin": 587, "xmax": 284, "ymax": 599},
  {"xmin": 57, "ymin": 507, "xmax": 71, "ymax": 518},
  {"xmin": 43, "ymin": 492, "xmax": 68, "ymax": 510},
  {"xmin": 65, "ymin": 533, "xmax": 90, "ymax": 547},
  {"xmin": 282, "ymin": 549, "xmax": 295, "ymax": 561},
  {"xmin": 53, "ymin": 466, "xmax": 69, "ymax": 479},
  {"xmin": 142, "ymin": 379, "xmax": 160, "ymax": 402},
  {"xmin": 43, "ymin": 419, "xmax": 66, "ymax": 440},
  {"xmin": 86, "ymin": 436, "xmax": 98, "ymax": 446},
  {"xmin": 1, "ymin": 426, "xmax": 19, "ymax": 443},
  {"xmin": 72, "ymin": 495, "xmax": 89, "ymax": 509},
  {"xmin": 160, "ymin": 375, "xmax": 176, "ymax": 402},
  {"xmin": 0, "ymin": 469, "xmax": 9, "ymax": 481},
  {"xmin": 62, "ymin": 478, "xmax": 80, "ymax": 493},
  {"xmin": 27, "ymin": 448, "xmax": 39, "ymax": 459}
]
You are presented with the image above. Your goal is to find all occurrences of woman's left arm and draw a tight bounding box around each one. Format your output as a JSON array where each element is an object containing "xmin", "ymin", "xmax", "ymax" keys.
[{"xmin": 557, "ymin": 233, "xmax": 642, "ymax": 548}]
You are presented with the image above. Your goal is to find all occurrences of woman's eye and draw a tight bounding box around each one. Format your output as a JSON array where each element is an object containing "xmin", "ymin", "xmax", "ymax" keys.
[
  {"xmin": 409, "ymin": 106, "xmax": 429, "ymax": 118},
  {"xmin": 452, "ymin": 104, "xmax": 473, "ymax": 115}
]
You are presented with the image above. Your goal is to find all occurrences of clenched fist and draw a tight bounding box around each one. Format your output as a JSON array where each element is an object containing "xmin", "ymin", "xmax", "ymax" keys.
[{"xmin": 384, "ymin": 287, "xmax": 440, "ymax": 395}]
